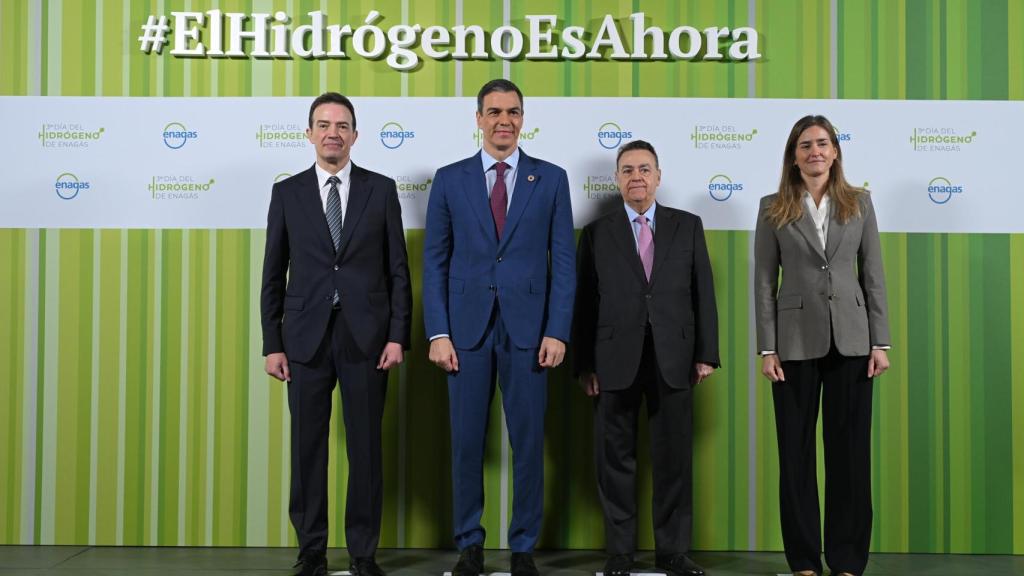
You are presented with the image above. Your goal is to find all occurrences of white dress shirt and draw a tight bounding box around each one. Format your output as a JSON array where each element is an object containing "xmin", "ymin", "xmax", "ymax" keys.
[
  {"xmin": 803, "ymin": 190, "xmax": 830, "ymax": 252},
  {"xmin": 314, "ymin": 160, "xmax": 353, "ymax": 221}
]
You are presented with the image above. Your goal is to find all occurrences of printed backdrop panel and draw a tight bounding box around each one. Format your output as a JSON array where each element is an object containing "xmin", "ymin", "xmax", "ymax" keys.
[{"xmin": 4, "ymin": 97, "xmax": 1018, "ymax": 232}]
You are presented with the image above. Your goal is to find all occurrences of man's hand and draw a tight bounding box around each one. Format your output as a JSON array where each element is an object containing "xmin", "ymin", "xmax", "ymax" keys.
[
  {"xmin": 265, "ymin": 352, "xmax": 290, "ymax": 382},
  {"xmin": 429, "ymin": 337, "xmax": 460, "ymax": 373},
  {"xmin": 377, "ymin": 342, "xmax": 404, "ymax": 371},
  {"xmin": 578, "ymin": 372, "xmax": 600, "ymax": 397},
  {"xmin": 761, "ymin": 354, "xmax": 785, "ymax": 382},
  {"xmin": 868, "ymin": 349, "xmax": 890, "ymax": 378},
  {"xmin": 537, "ymin": 337, "xmax": 566, "ymax": 368},
  {"xmin": 693, "ymin": 362, "xmax": 715, "ymax": 385}
]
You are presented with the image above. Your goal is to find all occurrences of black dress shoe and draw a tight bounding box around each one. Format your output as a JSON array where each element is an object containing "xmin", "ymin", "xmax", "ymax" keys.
[
  {"xmin": 294, "ymin": 552, "xmax": 328, "ymax": 576},
  {"xmin": 350, "ymin": 556, "xmax": 386, "ymax": 576},
  {"xmin": 655, "ymin": 554, "xmax": 705, "ymax": 576},
  {"xmin": 510, "ymin": 552, "xmax": 539, "ymax": 576},
  {"xmin": 453, "ymin": 544, "xmax": 485, "ymax": 576},
  {"xmin": 603, "ymin": 554, "xmax": 633, "ymax": 576}
]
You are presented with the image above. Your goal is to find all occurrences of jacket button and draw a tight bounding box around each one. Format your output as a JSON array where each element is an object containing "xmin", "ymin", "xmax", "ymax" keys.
[
  {"xmin": 489, "ymin": 285, "xmax": 496, "ymax": 291},
  {"xmin": 333, "ymin": 265, "xmax": 339, "ymax": 271},
  {"xmin": 645, "ymin": 294, "xmax": 652, "ymax": 299},
  {"xmin": 497, "ymin": 257, "xmax": 503, "ymax": 262}
]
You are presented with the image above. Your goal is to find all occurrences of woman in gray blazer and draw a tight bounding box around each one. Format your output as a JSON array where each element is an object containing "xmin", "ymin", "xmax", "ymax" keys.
[{"xmin": 754, "ymin": 115, "xmax": 891, "ymax": 576}]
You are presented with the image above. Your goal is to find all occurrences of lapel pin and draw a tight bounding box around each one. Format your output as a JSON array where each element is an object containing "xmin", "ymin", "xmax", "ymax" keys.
[{"xmin": 527, "ymin": 174, "xmax": 535, "ymax": 182}]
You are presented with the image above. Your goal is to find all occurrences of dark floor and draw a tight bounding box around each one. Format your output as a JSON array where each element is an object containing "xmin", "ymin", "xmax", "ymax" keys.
[{"xmin": 1, "ymin": 547, "xmax": 1022, "ymax": 576}]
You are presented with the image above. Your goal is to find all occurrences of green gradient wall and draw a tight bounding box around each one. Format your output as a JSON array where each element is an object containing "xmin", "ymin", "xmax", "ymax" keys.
[{"xmin": 1, "ymin": 0, "xmax": 1022, "ymax": 554}]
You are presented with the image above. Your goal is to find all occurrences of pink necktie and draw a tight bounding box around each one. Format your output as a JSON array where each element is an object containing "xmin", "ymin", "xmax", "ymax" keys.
[
  {"xmin": 635, "ymin": 214, "xmax": 653, "ymax": 281},
  {"xmin": 490, "ymin": 162, "xmax": 509, "ymax": 238}
]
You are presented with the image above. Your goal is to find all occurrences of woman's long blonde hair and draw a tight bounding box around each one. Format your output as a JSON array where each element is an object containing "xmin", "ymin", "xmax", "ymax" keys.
[{"xmin": 765, "ymin": 115, "xmax": 865, "ymax": 227}]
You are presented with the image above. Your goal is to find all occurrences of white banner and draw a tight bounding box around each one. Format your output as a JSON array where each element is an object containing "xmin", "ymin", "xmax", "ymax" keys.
[{"xmin": 1, "ymin": 96, "xmax": 1017, "ymax": 232}]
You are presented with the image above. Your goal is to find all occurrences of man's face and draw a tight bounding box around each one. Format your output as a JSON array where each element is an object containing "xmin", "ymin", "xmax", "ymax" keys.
[
  {"xmin": 307, "ymin": 102, "xmax": 358, "ymax": 168},
  {"xmin": 616, "ymin": 149, "xmax": 661, "ymax": 209},
  {"xmin": 476, "ymin": 91, "xmax": 523, "ymax": 156}
]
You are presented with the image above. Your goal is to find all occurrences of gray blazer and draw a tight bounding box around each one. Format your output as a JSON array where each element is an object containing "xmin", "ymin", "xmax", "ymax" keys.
[{"xmin": 754, "ymin": 193, "xmax": 890, "ymax": 361}]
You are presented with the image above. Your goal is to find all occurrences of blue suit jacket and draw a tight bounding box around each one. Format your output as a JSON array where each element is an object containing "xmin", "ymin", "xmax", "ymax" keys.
[{"xmin": 423, "ymin": 149, "xmax": 576, "ymax": 349}]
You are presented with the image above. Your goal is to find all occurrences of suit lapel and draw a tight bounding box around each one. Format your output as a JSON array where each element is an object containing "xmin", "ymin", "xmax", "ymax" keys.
[
  {"xmin": 461, "ymin": 152, "xmax": 500, "ymax": 246},
  {"xmin": 794, "ymin": 208, "xmax": 827, "ymax": 262},
  {"xmin": 609, "ymin": 209, "xmax": 649, "ymax": 286},
  {"xmin": 335, "ymin": 163, "xmax": 372, "ymax": 262},
  {"xmin": 498, "ymin": 150, "xmax": 539, "ymax": 252},
  {"xmin": 825, "ymin": 209, "xmax": 848, "ymax": 262},
  {"xmin": 296, "ymin": 166, "xmax": 336, "ymax": 254},
  {"xmin": 648, "ymin": 204, "xmax": 679, "ymax": 285}
]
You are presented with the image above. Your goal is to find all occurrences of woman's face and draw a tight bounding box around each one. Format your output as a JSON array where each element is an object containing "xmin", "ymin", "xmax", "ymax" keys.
[{"xmin": 793, "ymin": 125, "xmax": 838, "ymax": 179}]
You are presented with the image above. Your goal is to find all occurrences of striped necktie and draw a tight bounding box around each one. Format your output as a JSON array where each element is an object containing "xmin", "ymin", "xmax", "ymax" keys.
[
  {"xmin": 326, "ymin": 175, "xmax": 342, "ymax": 251},
  {"xmin": 326, "ymin": 175, "xmax": 342, "ymax": 306}
]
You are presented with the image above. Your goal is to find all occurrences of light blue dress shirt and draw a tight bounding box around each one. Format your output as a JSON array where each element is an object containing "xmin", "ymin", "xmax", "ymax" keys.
[
  {"xmin": 481, "ymin": 147, "xmax": 520, "ymax": 208},
  {"xmin": 624, "ymin": 202, "xmax": 657, "ymax": 252}
]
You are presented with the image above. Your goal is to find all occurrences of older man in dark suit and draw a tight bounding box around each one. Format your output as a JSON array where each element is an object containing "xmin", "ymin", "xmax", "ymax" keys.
[
  {"xmin": 574, "ymin": 140, "xmax": 719, "ymax": 576},
  {"xmin": 261, "ymin": 92, "xmax": 411, "ymax": 576}
]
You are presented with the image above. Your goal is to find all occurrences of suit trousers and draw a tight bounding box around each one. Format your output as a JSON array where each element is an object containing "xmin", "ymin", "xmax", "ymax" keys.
[
  {"xmin": 287, "ymin": 309, "xmax": 388, "ymax": 559},
  {"xmin": 772, "ymin": 343, "xmax": 873, "ymax": 576},
  {"xmin": 448, "ymin": 307, "xmax": 547, "ymax": 553},
  {"xmin": 594, "ymin": 327, "xmax": 694, "ymax": 557}
]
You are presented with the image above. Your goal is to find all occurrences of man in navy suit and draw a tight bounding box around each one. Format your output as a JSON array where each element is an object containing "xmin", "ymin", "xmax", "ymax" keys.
[
  {"xmin": 423, "ymin": 79, "xmax": 576, "ymax": 576},
  {"xmin": 261, "ymin": 93, "xmax": 412, "ymax": 576}
]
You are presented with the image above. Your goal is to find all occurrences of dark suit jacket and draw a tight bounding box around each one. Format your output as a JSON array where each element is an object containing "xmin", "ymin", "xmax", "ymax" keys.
[
  {"xmin": 261, "ymin": 163, "xmax": 412, "ymax": 363},
  {"xmin": 574, "ymin": 204, "xmax": 719, "ymax": 390},
  {"xmin": 423, "ymin": 150, "xmax": 576, "ymax": 349}
]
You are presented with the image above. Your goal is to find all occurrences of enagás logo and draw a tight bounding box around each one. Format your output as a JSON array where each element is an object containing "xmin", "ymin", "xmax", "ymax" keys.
[
  {"xmin": 380, "ymin": 122, "xmax": 415, "ymax": 149},
  {"xmin": 396, "ymin": 176, "xmax": 432, "ymax": 199},
  {"xmin": 597, "ymin": 122, "xmax": 633, "ymax": 149},
  {"xmin": 472, "ymin": 127, "xmax": 540, "ymax": 146},
  {"xmin": 162, "ymin": 122, "xmax": 198, "ymax": 149},
  {"xmin": 148, "ymin": 175, "xmax": 215, "ymax": 200},
  {"xmin": 55, "ymin": 172, "xmax": 90, "ymax": 199},
  {"xmin": 707, "ymin": 174, "xmax": 743, "ymax": 201},
  {"xmin": 911, "ymin": 128, "xmax": 977, "ymax": 152},
  {"xmin": 927, "ymin": 177, "xmax": 963, "ymax": 204},
  {"xmin": 257, "ymin": 123, "xmax": 307, "ymax": 148},
  {"xmin": 832, "ymin": 125, "xmax": 852, "ymax": 142},
  {"xmin": 583, "ymin": 175, "xmax": 618, "ymax": 200},
  {"xmin": 39, "ymin": 123, "xmax": 105, "ymax": 148},
  {"xmin": 691, "ymin": 124, "xmax": 757, "ymax": 150}
]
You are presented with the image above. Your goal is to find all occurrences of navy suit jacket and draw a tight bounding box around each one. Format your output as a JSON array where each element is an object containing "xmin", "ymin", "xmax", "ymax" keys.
[
  {"xmin": 260, "ymin": 163, "xmax": 412, "ymax": 363},
  {"xmin": 423, "ymin": 149, "xmax": 576, "ymax": 349}
]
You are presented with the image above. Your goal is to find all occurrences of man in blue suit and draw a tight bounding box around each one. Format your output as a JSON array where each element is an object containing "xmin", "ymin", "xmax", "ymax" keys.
[{"xmin": 423, "ymin": 79, "xmax": 576, "ymax": 576}]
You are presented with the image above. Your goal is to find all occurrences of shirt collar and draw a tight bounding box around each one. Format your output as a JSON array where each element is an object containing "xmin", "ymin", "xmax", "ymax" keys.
[
  {"xmin": 481, "ymin": 147, "xmax": 520, "ymax": 174},
  {"xmin": 802, "ymin": 189, "xmax": 830, "ymax": 210},
  {"xmin": 624, "ymin": 202, "xmax": 657, "ymax": 226},
  {"xmin": 314, "ymin": 160, "xmax": 352, "ymax": 189}
]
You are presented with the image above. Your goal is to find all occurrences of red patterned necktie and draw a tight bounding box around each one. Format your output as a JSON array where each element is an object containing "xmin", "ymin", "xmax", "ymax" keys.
[{"xmin": 490, "ymin": 162, "xmax": 509, "ymax": 238}]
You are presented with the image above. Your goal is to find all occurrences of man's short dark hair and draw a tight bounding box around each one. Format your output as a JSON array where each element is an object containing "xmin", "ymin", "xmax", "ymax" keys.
[
  {"xmin": 476, "ymin": 79, "xmax": 524, "ymax": 113},
  {"xmin": 617, "ymin": 140, "xmax": 659, "ymax": 169},
  {"xmin": 308, "ymin": 92, "xmax": 357, "ymax": 130}
]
